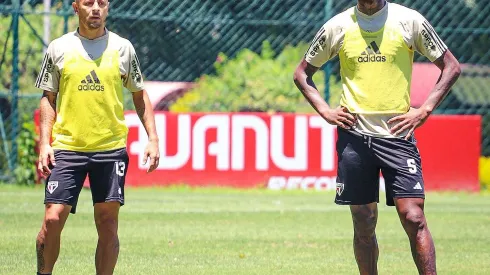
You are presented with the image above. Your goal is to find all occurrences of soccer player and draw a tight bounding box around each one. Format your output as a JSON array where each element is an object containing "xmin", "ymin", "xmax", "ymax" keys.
[
  {"xmin": 294, "ymin": 0, "xmax": 460, "ymax": 274},
  {"xmin": 34, "ymin": 0, "xmax": 160, "ymax": 274}
]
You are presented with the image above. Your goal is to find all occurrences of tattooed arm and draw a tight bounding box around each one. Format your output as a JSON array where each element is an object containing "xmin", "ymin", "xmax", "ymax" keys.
[
  {"xmin": 132, "ymin": 90, "xmax": 160, "ymax": 172},
  {"xmin": 37, "ymin": 91, "xmax": 57, "ymax": 176}
]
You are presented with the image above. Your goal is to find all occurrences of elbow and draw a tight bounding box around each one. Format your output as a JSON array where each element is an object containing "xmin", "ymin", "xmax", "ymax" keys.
[
  {"xmin": 293, "ymin": 70, "xmax": 300, "ymax": 85},
  {"xmin": 453, "ymin": 63, "xmax": 462, "ymax": 79},
  {"xmin": 293, "ymin": 69, "xmax": 305, "ymax": 89},
  {"xmin": 448, "ymin": 52, "xmax": 462, "ymax": 80}
]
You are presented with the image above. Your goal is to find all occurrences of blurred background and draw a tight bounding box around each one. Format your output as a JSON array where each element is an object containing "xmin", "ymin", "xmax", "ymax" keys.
[{"xmin": 0, "ymin": 0, "xmax": 488, "ymax": 187}]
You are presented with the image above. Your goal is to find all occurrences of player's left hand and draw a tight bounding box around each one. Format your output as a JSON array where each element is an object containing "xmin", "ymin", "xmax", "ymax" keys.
[
  {"xmin": 388, "ymin": 107, "xmax": 431, "ymax": 140},
  {"xmin": 143, "ymin": 140, "xmax": 160, "ymax": 173}
]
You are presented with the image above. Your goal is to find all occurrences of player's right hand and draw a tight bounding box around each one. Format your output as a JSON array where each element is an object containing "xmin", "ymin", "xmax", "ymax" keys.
[
  {"xmin": 322, "ymin": 106, "xmax": 357, "ymax": 129},
  {"xmin": 143, "ymin": 140, "xmax": 160, "ymax": 173},
  {"xmin": 38, "ymin": 144, "xmax": 56, "ymax": 177}
]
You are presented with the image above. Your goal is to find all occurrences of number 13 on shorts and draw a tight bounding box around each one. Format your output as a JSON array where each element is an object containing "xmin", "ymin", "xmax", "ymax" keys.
[{"xmin": 115, "ymin": 161, "xmax": 126, "ymax": 176}]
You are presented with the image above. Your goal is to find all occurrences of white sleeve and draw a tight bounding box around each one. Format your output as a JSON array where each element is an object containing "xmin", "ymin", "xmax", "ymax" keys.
[
  {"xmin": 304, "ymin": 20, "xmax": 343, "ymax": 68},
  {"xmin": 412, "ymin": 12, "xmax": 448, "ymax": 62},
  {"xmin": 122, "ymin": 41, "xmax": 145, "ymax": 92},
  {"xmin": 35, "ymin": 42, "xmax": 60, "ymax": 93}
]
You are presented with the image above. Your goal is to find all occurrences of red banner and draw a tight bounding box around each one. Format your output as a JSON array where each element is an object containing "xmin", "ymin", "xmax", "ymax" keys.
[{"xmin": 34, "ymin": 111, "xmax": 481, "ymax": 191}]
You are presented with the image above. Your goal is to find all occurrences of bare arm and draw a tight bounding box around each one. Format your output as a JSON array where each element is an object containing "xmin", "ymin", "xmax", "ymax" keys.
[
  {"xmin": 132, "ymin": 90, "xmax": 160, "ymax": 172},
  {"xmin": 293, "ymin": 59, "xmax": 356, "ymax": 129},
  {"xmin": 39, "ymin": 91, "xmax": 56, "ymax": 145},
  {"xmin": 38, "ymin": 91, "xmax": 57, "ymax": 175},
  {"xmin": 389, "ymin": 50, "xmax": 461, "ymax": 138},
  {"xmin": 133, "ymin": 90, "xmax": 158, "ymax": 141},
  {"xmin": 293, "ymin": 59, "xmax": 330, "ymax": 114},
  {"xmin": 420, "ymin": 50, "xmax": 461, "ymax": 114}
]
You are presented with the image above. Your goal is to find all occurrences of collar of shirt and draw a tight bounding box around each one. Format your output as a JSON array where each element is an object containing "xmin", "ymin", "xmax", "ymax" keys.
[
  {"xmin": 355, "ymin": 1, "xmax": 388, "ymax": 21},
  {"xmin": 75, "ymin": 27, "xmax": 109, "ymax": 41}
]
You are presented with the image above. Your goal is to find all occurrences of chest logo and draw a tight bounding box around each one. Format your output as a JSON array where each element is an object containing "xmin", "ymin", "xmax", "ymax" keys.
[
  {"xmin": 358, "ymin": 41, "xmax": 386, "ymax": 63},
  {"xmin": 78, "ymin": 70, "xmax": 105, "ymax": 91}
]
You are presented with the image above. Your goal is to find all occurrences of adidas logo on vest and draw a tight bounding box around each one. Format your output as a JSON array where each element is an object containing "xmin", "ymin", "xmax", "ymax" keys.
[
  {"xmin": 78, "ymin": 70, "xmax": 105, "ymax": 91},
  {"xmin": 358, "ymin": 41, "xmax": 386, "ymax": 63}
]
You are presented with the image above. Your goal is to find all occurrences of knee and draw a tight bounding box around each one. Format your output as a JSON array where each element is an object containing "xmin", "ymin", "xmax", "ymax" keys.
[
  {"xmin": 351, "ymin": 206, "xmax": 377, "ymax": 237},
  {"xmin": 95, "ymin": 213, "xmax": 117, "ymax": 228},
  {"xmin": 43, "ymin": 213, "xmax": 62, "ymax": 233},
  {"xmin": 95, "ymin": 213, "xmax": 118, "ymax": 236},
  {"xmin": 401, "ymin": 208, "xmax": 426, "ymax": 231},
  {"xmin": 42, "ymin": 204, "xmax": 69, "ymax": 234}
]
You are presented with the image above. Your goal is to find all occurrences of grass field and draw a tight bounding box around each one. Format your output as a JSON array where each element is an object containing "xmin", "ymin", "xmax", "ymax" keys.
[{"xmin": 1, "ymin": 185, "xmax": 489, "ymax": 275}]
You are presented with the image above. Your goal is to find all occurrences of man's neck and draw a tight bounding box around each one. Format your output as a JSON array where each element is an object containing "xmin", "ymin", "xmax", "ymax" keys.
[
  {"xmin": 77, "ymin": 24, "xmax": 106, "ymax": 40},
  {"xmin": 357, "ymin": 0, "xmax": 386, "ymax": 16}
]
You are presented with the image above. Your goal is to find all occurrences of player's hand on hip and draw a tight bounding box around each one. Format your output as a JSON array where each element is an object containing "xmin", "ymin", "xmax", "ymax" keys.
[
  {"xmin": 37, "ymin": 144, "xmax": 56, "ymax": 177},
  {"xmin": 388, "ymin": 107, "xmax": 430, "ymax": 140},
  {"xmin": 143, "ymin": 140, "xmax": 160, "ymax": 173},
  {"xmin": 322, "ymin": 106, "xmax": 357, "ymax": 130}
]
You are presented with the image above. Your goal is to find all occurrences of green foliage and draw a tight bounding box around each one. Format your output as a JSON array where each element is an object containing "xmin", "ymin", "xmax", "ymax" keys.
[
  {"xmin": 171, "ymin": 41, "xmax": 327, "ymax": 113},
  {"xmin": 14, "ymin": 118, "xmax": 38, "ymax": 185},
  {"xmin": 0, "ymin": 5, "xmax": 77, "ymax": 95}
]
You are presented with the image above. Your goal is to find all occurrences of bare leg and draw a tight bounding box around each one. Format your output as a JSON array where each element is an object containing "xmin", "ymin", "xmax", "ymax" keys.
[
  {"xmin": 395, "ymin": 198, "xmax": 436, "ymax": 275},
  {"xmin": 94, "ymin": 202, "xmax": 120, "ymax": 275},
  {"xmin": 350, "ymin": 203, "xmax": 379, "ymax": 275},
  {"xmin": 36, "ymin": 204, "xmax": 71, "ymax": 274}
]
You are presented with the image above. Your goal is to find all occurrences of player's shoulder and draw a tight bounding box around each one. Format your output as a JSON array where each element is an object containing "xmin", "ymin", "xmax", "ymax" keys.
[
  {"xmin": 46, "ymin": 31, "xmax": 78, "ymax": 56},
  {"xmin": 49, "ymin": 31, "xmax": 76, "ymax": 48},
  {"xmin": 388, "ymin": 3, "xmax": 425, "ymax": 23},
  {"xmin": 321, "ymin": 7, "xmax": 356, "ymax": 32},
  {"xmin": 108, "ymin": 31, "xmax": 135, "ymax": 51}
]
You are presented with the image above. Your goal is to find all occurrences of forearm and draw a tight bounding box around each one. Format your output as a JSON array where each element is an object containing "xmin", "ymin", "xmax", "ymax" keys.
[
  {"xmin": 39, "ymin": 96, "xmax": 56, "ymax": 145},
  {"xmin": 133, "ymin": 90, "xmax": 158, "ymax": 141},
  {"xmin": 294, "ymin": 71, "xmax": 332, "ymax": 115},
  {"xmin": 421, "ymin": 53, "xmax": 461, "ymax": 113},
  {"xmin": 421, "ymin": 71, "xmax": 460, "ymax": 113},
  {"xmin": 293, "ymin": 60, "xmax": 355, "ymax": 129}
]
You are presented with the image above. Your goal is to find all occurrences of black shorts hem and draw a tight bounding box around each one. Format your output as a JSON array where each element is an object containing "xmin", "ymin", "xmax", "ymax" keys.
[
  {"xmin": 44, "ymin": 199, "xmax": 77, "ymax": 214},
  {"xmin": 44, "ymin": 198, "xmax": 71, "ymax": 205},
  {"xmin": 93, "ymin": 197, "xmax": 124, "ymax": 206},
  {"xmin": 386, "ymin": 194, "xmax": 425, "ymax": 206},
  {"xmin": 335, "ymin": 199, "xmax": 379, "ymax": 206},
  {"xmin": 392, "ymin": 194, "xmax": 425, "ymax": 200}
]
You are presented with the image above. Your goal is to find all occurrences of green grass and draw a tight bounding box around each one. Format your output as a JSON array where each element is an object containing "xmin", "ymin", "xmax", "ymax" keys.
[{"xmin": 1, "ymin": 185, "xmax": 490, "ymax": 274}]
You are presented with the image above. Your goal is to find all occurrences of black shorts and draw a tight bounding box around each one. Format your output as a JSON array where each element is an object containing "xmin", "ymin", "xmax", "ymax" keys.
[
  {"xmin": 44, "ymin": 148, "xmax": 129, "ymax": 214},
  {"xmin": 335, "ymin": 128, "xmax": 425, "ymax": 206}
]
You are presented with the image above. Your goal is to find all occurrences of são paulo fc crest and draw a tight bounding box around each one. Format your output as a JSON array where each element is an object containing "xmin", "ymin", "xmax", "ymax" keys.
[
  {"xmin": 47, "ymin": 181, "xmax": 58, "ymax": 194},
  {"xmin": 336, "ymin": 182, "xmax": 344, "ymax": 196}
]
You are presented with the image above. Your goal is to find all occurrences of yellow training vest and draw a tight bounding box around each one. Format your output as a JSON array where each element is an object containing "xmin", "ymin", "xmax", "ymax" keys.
[
  {"xmin": 52, "ymin": 50, "xmax": 127, "ymax": 152},
  {"xmin": 339, "ymin": 18, "xmax": 414, "ymax": 114}
]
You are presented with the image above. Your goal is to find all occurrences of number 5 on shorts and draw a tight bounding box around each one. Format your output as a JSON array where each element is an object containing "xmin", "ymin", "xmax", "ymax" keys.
[
  {"xmin": 115, "ymin": 161, "xmax": 126, "ymax": 176},
  {"xmin": 407, "ymin": 159, "xmax": 417, "ymax": 174}
]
